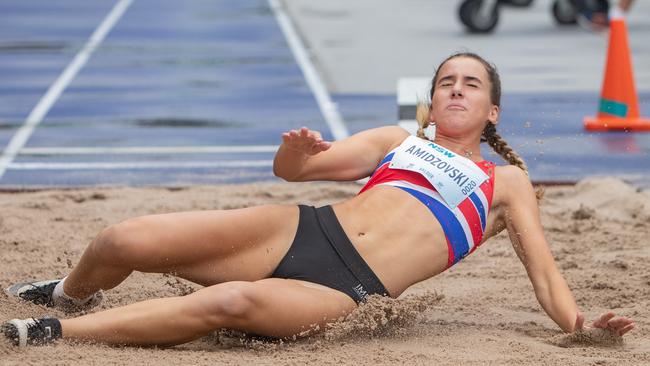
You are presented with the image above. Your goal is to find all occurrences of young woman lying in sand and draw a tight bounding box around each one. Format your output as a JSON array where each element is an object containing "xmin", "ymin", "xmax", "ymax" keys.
[{"xmin": 2, "ymin": 52, "xmax": 634, "ymax": 347}]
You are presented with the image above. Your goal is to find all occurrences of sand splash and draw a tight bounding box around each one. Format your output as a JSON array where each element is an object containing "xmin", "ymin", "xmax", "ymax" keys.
[
  {"xmin": 549, "ymin": 327, "xmax": 624, "ymax": 348},
  {"xmin": 207, "ymin": 291, "xmax": 444, "ymax": 350},
  {"xmin": 322, "ymin": 291, "xmax": 444, "ymax": 341}
]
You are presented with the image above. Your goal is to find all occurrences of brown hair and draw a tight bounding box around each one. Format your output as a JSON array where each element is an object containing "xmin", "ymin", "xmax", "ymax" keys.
[{"xmin": 416, "ymin": 52, "xmax": 543, "ymax": 199}]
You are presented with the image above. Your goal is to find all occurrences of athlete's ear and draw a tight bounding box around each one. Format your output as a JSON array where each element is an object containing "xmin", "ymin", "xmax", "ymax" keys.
[
  {"xmin": 488, "ymin": 104, "xmax": 499, "ymax": 125},
  {"xmin": 428, "ymin": 107, "xmax": 436, "ymax": 125}
]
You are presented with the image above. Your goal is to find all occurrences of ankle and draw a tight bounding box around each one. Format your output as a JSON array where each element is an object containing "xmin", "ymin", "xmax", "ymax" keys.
[
  {"xmin": 39, "ymin": 317, "xmax": 63, "ymax": 342},
  {"xmin": 53, "ymin": 277, "xmax": 96, "ymax": 304}
]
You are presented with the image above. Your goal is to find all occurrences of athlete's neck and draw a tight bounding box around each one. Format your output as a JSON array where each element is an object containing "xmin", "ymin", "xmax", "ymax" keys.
[{"xmin": 433, "ymin": 135, "xmax": 482, "ymax": 162}]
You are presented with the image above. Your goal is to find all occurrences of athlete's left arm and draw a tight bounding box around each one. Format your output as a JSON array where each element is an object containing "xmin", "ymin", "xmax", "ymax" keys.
[{"xmin": 499, "ymin": 166, "xmax": 634, "ymax": 335}]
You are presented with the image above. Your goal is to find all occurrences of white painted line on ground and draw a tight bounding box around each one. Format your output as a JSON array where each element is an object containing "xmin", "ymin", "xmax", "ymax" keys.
[
  {"xmin": 0, "ymin": 0, "xmax": 133, "ymax": 180},
  {"xmin": 268, "ymin": 0, "xmax": 349, "ymax": 141},
  {"xmin": 8, "ymin": 160, "xmax": 273, "ymax": 170},
  {"xmin": 19, "ymin": 145, "xmax": 279, "ymax": 155}
]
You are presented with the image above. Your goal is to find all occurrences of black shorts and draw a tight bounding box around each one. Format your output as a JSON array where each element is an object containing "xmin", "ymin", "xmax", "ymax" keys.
[{"xmin": 271, "ymin": 205, "xmax": 389, "ymax": 304}]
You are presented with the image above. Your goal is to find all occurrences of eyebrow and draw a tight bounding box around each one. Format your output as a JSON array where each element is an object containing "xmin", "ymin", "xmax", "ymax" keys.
[{"xmin": 437, "ymin": 75, "xmax": 484, "ymax": 85}]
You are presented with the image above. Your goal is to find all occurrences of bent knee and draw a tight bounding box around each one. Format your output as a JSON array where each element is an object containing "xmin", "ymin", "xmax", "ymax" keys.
[
  {"xmin": 90, "ymin": 218, "xmax": 154, "ymax": 266},
  {"xmin": 198, "ymin": 282, "xmax": 259, "ymax": 322}
]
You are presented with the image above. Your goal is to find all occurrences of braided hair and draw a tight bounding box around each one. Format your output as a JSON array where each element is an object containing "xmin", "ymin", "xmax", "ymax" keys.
[{"xmin": 417, "ymin": 52, "xmax": 543, "ymax": 200}]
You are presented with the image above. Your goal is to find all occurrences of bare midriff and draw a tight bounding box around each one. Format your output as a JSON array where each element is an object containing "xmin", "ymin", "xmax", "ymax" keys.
[{"xmin": 331, "ymin": 185, "xmax": 452, "ymax": 297}]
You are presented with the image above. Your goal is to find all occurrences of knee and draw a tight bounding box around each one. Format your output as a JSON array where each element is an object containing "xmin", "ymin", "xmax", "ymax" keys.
[
  {"xmin": 90, "ymin": 218, "xmax": 151, "ymax": 266},
  {"xmin": 199, "ymin": 282, "xmax": 258, "ymax": 323}
]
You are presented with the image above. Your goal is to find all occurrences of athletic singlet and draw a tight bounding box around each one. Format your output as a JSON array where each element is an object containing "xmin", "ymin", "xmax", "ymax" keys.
[{"xmin": 358, "ymin": 136, "xmax": 495, "ymax": 268}]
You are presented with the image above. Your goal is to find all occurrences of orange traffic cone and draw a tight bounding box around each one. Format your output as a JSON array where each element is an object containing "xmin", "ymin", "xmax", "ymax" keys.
[{"xmin": 584, "ymin": 17, "xmax": 650, "ymax": 131}]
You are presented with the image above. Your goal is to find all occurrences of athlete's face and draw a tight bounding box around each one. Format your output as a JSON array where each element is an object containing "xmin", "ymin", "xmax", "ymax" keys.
[{"xmin": 429, "ymin": 57, "xmax": 499, "ymax": 138}]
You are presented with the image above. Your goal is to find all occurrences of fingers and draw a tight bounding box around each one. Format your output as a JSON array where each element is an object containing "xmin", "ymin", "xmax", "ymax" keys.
[
  {"xmin": 618, "ymin": 323, "xmax": 635, "ymax": 336},
  {"xmin": 574, "ymin": 312, "xmax": 585, "ymax": 332},
  {"xmin": 281, "ymin": 127, "xmax": 329, "ymax": 155},
  {"xmin": 298, "ymin": 127, "xmax": 320, "ymax": 139},
  {"xmin": 607, "ymin": 316, "xmax": 635, "ymax": 336},
  {"xmin": 284, "ymin": 127, "xmax": 321, "ymax": 140},
  {"xmin": 589, "ymin": 312, "xmax": 635, "ymax": 336},
  {"xmin": 576, "ymin": 311, "xmax": 635, "ymax": 336},
  {"xmin": 592, "ymin": 312, "xmax": 616, "ymax": 329},
  {"xmin": 608, "ymin": 316, "xmax": 633, "ymax": 329},
  {"xmin": 313, "ymin": 140, "xmax": 332, "ymax": 153}
]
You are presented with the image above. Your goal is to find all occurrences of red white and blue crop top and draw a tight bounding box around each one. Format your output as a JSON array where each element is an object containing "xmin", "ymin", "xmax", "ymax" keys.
[{"xmin": 359, "ymin": 136, "xmax": 495, "ymax": 268}]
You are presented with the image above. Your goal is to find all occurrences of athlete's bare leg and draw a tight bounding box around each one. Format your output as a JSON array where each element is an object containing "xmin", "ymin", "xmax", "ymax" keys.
[
  {"xmin": 60, "ymin": 278, "xmax": 357, "ymax": 345},
  {"xmin": 63, "ymin": 205, "xmax": 299, "ymax": 299}
]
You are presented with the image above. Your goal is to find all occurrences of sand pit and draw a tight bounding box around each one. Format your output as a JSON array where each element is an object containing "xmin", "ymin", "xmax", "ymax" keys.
[{"xmin": 1, "ymin": 178, "xmax": 649, "ymax": 365}]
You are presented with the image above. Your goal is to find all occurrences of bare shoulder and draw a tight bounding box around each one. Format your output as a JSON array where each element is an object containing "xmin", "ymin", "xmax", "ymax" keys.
[
  {"xmin": 340, "ymin": 125, "xmax": 411, "ymax": 161},
  {"xmin": 365, "ymin": 125, "xmax": 410, "ymax": 149},
  {"xmin": 494, "ymin": 164, "xmax": 529, "ymax": 184},
  {"xmin": 378, "ymin": 125, "xmax": 411, "ymax": 136},
  {"xmin": 493, "ymin": 165, "xmax": 536, "ymax": 207}
]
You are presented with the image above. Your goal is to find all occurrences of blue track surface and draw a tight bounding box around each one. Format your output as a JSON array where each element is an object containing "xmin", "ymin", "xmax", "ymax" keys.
[{"xmin": 0, "ymin": 1, "xmax": 648, "ymax": 188}]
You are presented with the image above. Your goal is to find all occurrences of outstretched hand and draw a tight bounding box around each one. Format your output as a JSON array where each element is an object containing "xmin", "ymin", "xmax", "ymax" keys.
[
  {"xmin": 575, "ymin": 311, "xmax": 634, "ymax": 336},
  {"xmin": 281, "ymin": 127, "xmax": 331, "ymax": 156}
]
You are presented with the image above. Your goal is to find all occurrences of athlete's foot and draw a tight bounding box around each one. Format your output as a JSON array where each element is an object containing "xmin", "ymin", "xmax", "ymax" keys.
[
  {"xmin": 5, "ymin": 280, "xmax": 103, "ymax": 313},
  {"xmin": 1, "ymin": 317, "xmax": 62, "ymax": 347}
]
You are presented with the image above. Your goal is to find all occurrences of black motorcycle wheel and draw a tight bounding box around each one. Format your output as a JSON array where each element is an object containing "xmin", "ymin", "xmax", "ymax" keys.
[
  {"xmin": 552, "ymin": 0, "xmax": 577, "ymax": 24},
  {"xmin": 459, "ymin": 0, "xmax": 499, "ymax": 34}
]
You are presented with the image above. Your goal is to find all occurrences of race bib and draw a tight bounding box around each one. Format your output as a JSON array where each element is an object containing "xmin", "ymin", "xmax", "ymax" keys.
[{"xmin": 389, "ymin": 136, "xmax": 488, "ymax": 208}]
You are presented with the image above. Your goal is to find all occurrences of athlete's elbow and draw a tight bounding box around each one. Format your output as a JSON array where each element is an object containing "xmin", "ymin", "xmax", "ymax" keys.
[
  {"xmin": 272, "ymin": 164, "xmax": 303, "ymax": 182},
  {"xmin": 273, "ymin": 166, "xmax": 293, "ymax": 181}
]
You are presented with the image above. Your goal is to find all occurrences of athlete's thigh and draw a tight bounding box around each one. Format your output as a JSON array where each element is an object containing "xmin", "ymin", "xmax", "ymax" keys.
[
  {"xmin": 229, "ymin": 278, "xmax": 357, "ymax": 338},
  {"xmin": 123, "ymin": 204, "xmax": 299, "ymax": 284}
]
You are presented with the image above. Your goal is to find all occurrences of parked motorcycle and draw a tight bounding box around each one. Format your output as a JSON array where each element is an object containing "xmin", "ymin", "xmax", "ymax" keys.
[{"xmin": 458, "ymin": 0, "xmax": 580, "ymax": 33}]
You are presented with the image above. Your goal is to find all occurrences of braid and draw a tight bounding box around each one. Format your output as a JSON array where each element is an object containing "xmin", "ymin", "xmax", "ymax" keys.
[
  {"xmin": 415, "ymin": 101, "xmax": 432, "ymax": 141},
  {"xmin": 482, "ymin": 124, "xmax": 528, "ymax": 173},
  {"xmin": 482, "ymin": 123, "xmax": 544, "ymax": 200}
]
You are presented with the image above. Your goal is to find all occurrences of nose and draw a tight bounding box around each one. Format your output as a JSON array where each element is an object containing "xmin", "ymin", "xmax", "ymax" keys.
[{"xmin": 451, "ymin": 84, "xmax": 463, "ymax": 97}]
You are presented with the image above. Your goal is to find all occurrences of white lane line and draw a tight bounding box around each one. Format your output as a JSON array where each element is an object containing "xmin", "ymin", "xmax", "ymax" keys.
[
  {"xmin": 268, "ymin": 0, "xmax": 349, "ymax": 141},
  {"xmin": 0, "ymin": 0, "xmax": 133, "ymax": 180},
  {"xmin": 19, "ymin": 145, "xmax": 279, "ymax": 155},
  {"xmin": 9, "ymin": 160, "xmax": 273, "ymax": 170}
]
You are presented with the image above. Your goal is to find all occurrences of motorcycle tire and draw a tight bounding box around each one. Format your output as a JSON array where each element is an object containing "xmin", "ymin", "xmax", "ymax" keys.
[
  {"xmin": 552, "ymin": 0, "xmax": 577, "ymax": 24},
  {"xmin": 459, "ymin": 0, "xmax": 500, "ymax": 33}
]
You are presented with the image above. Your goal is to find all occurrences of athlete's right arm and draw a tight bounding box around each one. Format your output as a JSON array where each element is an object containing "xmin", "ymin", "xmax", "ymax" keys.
[{"xmin": 273, "ymin": 125, "xmax": 408, "ymax": 182}]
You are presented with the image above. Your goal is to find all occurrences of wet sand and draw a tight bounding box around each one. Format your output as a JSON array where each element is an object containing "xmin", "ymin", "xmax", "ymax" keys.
[{"xmin": 1, "ymin": 178, "xmax": 649, "ymax": 365}]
